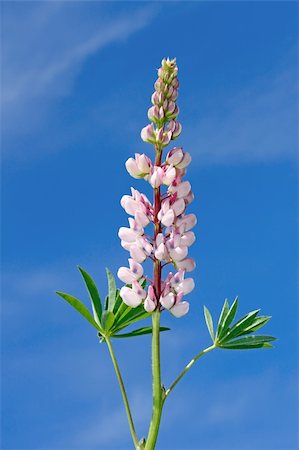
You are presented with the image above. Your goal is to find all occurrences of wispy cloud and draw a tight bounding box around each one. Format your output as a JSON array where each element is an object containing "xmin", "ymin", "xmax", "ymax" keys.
[
  {"xmin": 2, "ymin": 2, "xmax": 156, "ymax": 135},
  {"xmin": 184, "ymin": 64, "xmax": 298, "ymax": 165}
]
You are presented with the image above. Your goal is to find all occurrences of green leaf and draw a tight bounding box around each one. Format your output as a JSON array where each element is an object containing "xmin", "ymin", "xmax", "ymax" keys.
[
  {"xmin": 114, "ymin": 305, "xmax": 149, "ymax": 330},
  {"xmin": 222, "ymin": 309, "xmax": 260, "ymax": 342},
  {"xmin": 102, "ymin": 310, "xmax": 115, "ymax": 331},
  {"xmin": 217, "ymin": 297, "xmax": 239, "ymax": 341},
  {"xmin": 203, "ymin": 306, "xmax": 214, "ymax": 341},
  {"xmin": 78, "ymin": 267, "xmax": 102, "ymax": 325},
  {"xmin": 106, "ymin": 268, "xmax": 117, "ymax": 312},
  {"xmin": 56, "ymin": 291, "xmax": 101, "ymax": 331},
  {"xmin": 237, "ymin": 316, "xmax": 271, "ymax": 336},
  {"xmin": 219, "ymin": 335, "xmax": 276, "ymax": 350},
  {"xmin": 113, "ymin": 290, "xmax": 123, "ymax": 314},
  {"xmin": 216, "ymin": 299, "xmax": 229, "ymax": 339},
  {"xmin": 113, "ymin": 301, "xmax": 129, "ymax": 322},
  {"xmin": 113, "ymin": 326, "xmax": 170, "ymax": 338}
]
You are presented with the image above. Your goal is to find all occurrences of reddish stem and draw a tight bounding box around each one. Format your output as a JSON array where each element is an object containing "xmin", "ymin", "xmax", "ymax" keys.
[{"xmin": 153, "ymin": 146, "xmax": 162, "ymax": 306}]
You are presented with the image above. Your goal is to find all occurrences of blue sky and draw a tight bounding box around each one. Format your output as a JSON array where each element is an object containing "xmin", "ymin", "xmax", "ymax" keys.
[{"xmin": 1, "ymin": 1, "xmax": 298, "ymax": 449}]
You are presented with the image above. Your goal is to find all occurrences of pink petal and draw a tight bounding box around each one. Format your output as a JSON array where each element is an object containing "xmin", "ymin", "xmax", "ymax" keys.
[
  {"xmin": 160, "ymin": 292, "xmax": 175, "ymax": 310},
  {"xmin": 170, "ymin": 301, "xmax": 189, "ymax": 317},
  {"xmin": 144, "ymin": 296, "xmax": 156, "ymax": 312},
  {"xmin": 128, "ymin": 258, "xmax": 143, "ymax": 279},
  {"xmin": 117, "ymin": 267, "xmax": 136, "ymax": 284},
  {"xmin": 120, "ymin": 286, "xmax": 142, "ymax": 307},
  {"xmin": 118, "ymin": 227, "xmax": 138, "ymax": 243},
  {"xmin": 176, "ymin": 257, "xmax": 196, "ymax": 272},
  {"xmin": 130, "ymin": 245, "xmax": 147, "ymax": 263},
  {"xmin": 177, "ymin": 278, "xmax": 195, "ymax": 295}
]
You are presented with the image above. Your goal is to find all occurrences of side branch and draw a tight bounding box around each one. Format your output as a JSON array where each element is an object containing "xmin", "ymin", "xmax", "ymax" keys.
[
  {"xmin": 106, "ymin": 337, "xmax": 140, "ymax": 449},
  {"xmin": 163, "ymin": 344, "xmax": 216, "ymax": 401}
]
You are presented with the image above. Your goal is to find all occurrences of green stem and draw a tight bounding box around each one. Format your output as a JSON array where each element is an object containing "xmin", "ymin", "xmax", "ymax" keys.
[
  {"xmin": 163, "ymin": 344, "xmax": 216, "ymax": 401},
  {"xmin": 106, "ymin": 337, "xmax": 140, "ymax": 449},
  {"xmin": 145, "ymin": 311, "xmax": 163, "ymax": 450}
]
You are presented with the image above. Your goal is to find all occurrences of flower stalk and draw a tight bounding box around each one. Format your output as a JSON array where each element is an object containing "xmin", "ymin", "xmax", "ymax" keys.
[{"xmin": 106, "ymin": 337, "xmax": 139, "ymax": 449}]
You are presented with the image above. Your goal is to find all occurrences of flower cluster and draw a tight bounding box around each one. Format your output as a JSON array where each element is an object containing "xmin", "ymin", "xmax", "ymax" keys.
[{"xmin": 118, "ymin": 58, "xmax": 196, "ymax": 318}]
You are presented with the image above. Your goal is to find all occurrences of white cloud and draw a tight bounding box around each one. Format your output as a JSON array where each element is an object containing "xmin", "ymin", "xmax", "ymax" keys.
[
  {"xmin": 184, "ymin": 65, "xmax": 298, "ymax": 165},
  {"xmin": 1, "ymin": 2, "xmax": 156, "ymax": 134}
]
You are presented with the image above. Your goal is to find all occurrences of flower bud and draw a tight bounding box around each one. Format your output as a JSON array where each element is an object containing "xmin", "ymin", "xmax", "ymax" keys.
[
  {"xmin": 144, "ymin": 296, "xmax": 156, "ymax": 312},
  {"xmin": 141, "ymin": 124, "xmax": 156, "ymax": 144},
  {"xmin": 162, "ymin": 130, "xmax": 172, "ymax": 147},
  {"xmin": 171, "ymin": 121, "xmax": 182, "ymax": 139}
]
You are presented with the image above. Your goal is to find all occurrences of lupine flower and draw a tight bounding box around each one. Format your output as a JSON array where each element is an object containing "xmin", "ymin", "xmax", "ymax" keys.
[
  {"xmin": 125, "ymin": 153, "xmax": 152, "ymax": 179},
  {"xmin": 118, "ymin": 57, "xmax": 196, "ymax": 317}
]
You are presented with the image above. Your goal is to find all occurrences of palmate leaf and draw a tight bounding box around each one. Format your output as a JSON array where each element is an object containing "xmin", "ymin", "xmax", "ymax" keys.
[
  {"xmin": 57, "ymin": 267, "xmax": 170, "ymax": 341},
  {"xmin": 203, "ymin": 297, "xmax": 276, "ymax": 350}
]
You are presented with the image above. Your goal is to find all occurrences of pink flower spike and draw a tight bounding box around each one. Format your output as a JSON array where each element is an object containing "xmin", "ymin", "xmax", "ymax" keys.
[
  {"xmin": 170, "ymin": 301, "xmax": 190, "ymax": 317},
  {"xmin": 120, "ymin": 286, "xmax": 143, "ymax": 307}
]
